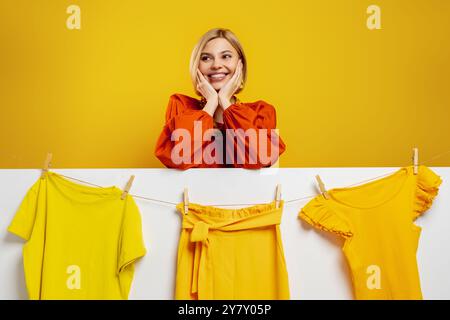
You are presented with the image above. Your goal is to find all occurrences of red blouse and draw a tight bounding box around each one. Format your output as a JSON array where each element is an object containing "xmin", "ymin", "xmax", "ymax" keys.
[{"xmin": 154, "ymin": 93, "xmax": 286, "ymax": 169}]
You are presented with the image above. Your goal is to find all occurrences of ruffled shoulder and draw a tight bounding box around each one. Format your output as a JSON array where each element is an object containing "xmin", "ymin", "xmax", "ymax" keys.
[
  {"xmin": 413, "ymin": 165, "xmax": 442, "ymax": 220},
  {"xmin": 298, "ymin": 195, "xmax": 353, "ymax": 239}
]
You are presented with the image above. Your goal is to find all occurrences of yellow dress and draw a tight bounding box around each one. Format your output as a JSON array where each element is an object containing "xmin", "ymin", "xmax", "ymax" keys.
[
  {"xmin": 7, "ymin": 172, "xmax": 146, "ymax": 300},
  {"xmin": 299, "ymin": 165, "xmax": 442, "ymax": 299},
  {"xmin": 175, "ymin": 200, "xmax": 290, "ymax": 299}
]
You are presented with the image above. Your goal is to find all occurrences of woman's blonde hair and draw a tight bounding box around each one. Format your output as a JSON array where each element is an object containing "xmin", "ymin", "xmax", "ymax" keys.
[{"xmin": 190, "ymin": 28, "xmax": 247, "ymax": 97}]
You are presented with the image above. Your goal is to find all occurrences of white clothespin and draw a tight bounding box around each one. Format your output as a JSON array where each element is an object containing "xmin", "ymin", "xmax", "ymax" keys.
[
  {"xmin": 315, "ymin": 175, "xmax": 330, "ymax": 200},
  {"xmin": 41, "ymin": 152, "xmax": 52, "ymax": 179},
  {"xmin": 183, "ymin": 188, "xmax": 189, "ymax": 215},
  {"xmin": 275, "ymin": 184, "xmax": 282, "ymax": 208},
  {"xmin": 412, "ymin": 147, "xmax": 419, "ymax": 175},
  {"xmin": 121, "ymin": 175, "xmax": 135, "ymax": 200}
]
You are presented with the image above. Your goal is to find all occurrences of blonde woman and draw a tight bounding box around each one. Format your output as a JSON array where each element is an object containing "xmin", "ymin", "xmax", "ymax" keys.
[{"xmin": 155, "ymin": 28, "xmax": 286, "ymax": 169}]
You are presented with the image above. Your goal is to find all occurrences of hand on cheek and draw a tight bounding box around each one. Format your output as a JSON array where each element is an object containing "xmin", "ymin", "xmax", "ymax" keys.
[
  {"xmin": 218, "ymin": 59, "xmax": 242, "ymax": 109},
  {"xmin": 196, "ymin": 69, "xmax": 218, "ymax": 103}
]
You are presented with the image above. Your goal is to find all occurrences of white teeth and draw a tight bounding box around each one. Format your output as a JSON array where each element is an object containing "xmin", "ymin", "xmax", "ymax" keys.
[{"xmin": 210, "ymin": 73, "xmax": 227, "ymax": 79}]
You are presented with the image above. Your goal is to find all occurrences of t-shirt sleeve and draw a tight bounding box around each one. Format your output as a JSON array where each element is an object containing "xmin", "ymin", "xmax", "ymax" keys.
[
  {"xmin": 413, "ymin": 165, "xmax": 443, "ymax": 220},
  {"xmin": 117, "ymin": 195, "xmax": 147, "ymax": 299},
  {"xmin": 298, "ymin": 195, "xmax": 354, "ymax": 239},
  {"xmin": 7, "ymin": 179, "xmax": 42, "ymax": 241}
]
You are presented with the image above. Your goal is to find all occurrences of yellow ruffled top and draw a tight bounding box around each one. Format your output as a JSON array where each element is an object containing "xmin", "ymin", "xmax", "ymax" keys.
[{"xmin": 298, "ymin": 165, "xmax": 442, "ymax": 300}]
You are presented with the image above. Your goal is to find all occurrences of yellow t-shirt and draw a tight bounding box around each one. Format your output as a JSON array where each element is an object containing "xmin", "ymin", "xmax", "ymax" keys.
[
  {"xmin": 7, "ymin": 172, "xmax": 146, "ymax": 300},
  {"xmin": 299, "ymin": 165, "xmax": 442, "ymax": 300}
]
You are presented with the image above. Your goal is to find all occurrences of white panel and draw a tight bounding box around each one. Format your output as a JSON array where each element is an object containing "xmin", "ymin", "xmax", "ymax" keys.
[{"xmin": 0, "ymin": 168, "xmax": 448, "ymax": 299}]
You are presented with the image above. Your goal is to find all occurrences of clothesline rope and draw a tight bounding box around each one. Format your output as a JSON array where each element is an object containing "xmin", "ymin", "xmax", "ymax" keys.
[{"xmin": 54, "ymin": 149, "xmax": 450, "ymax": 208}]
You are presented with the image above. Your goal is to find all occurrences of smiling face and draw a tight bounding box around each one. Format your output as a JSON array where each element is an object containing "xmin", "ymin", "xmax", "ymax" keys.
[{"xmin": 198, "ymin": 37, "xmax": 240, "ymax": 91}]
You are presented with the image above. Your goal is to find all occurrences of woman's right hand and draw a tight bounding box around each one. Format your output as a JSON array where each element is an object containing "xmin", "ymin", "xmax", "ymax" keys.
[
  {"xmin": 196, "ymin": 69, "xmax": 218, "ymax": 102},
  {"xmin": 196, "ymin": 69, "xmax": 219, "ymax": 117}
]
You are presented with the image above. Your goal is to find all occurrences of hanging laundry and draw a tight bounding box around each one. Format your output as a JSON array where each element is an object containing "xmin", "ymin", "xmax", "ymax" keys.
[
  {"xmin": 174, "ymin": 200, "xmax": 290, "ymax": 299},
  {"xmin": 7, "ymin": 171, "xmax": 146, "ymax": 300},
  {"xmin": 298, "ymin": 165, "xmax": 442, "ymax": 299}
]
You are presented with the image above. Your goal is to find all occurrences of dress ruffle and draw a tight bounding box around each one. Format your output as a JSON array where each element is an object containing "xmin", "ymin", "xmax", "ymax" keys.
[
  {"xmin": 299, "ymin": 196, "xmax": 353, "ymax": 239},
  {"xmin": 413, "ymin": 165, "xmax": 442, "ymax": 220}
]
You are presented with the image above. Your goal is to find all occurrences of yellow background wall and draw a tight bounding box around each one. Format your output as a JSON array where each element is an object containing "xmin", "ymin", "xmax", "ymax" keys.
[{"xmin": 1, "ymin": 0, "xmax": 449, "ymax": 168}]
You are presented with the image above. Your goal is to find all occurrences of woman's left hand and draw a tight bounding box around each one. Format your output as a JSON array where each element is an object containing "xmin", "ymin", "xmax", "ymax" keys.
[{"xmin": 218, "ymin": 59, "xmax": 243, "ymax": 109}]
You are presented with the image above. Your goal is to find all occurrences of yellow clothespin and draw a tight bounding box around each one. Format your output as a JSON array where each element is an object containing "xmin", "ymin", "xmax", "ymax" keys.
[
  {"xmin": 412, "ymin": 147, "xmax": 419, "ymax": 175},
  {"xmin": 41, "ymin": 152, "xmax": 53, "ymax": 179},
  {"xmin": 121, "ymin": 175, "xmax": 135, "ymax": 200},
  {"xmin": 315, "ymin": 175, "xmax": 330, "ymax": 200},
  {"xmin": 184, "ymin": 188, "xmax": 189, "ymax": 215},
  {"xmin": 275, "ymin": 184, "xmax": 282, "ymax": 208}
]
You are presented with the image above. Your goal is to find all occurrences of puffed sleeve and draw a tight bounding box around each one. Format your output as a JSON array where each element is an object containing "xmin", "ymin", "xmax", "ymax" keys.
[
  {"xmin": 413, "ymin": 165, "xmax": 442, "ymax": 220},
  {"xmin": 154, "ymin": 94, "xmax": 215, "ymax": 169},
  {"xmin": 222, "ymin": 101, "xmax": 286, "ymax": 169},
  {"xmin": 298, "ymin": 196, "xmax": 354, "ymax": 239}
]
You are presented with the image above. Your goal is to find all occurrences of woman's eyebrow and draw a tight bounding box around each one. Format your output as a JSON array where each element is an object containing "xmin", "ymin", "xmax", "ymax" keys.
[{"xmin": 201, "ymin": 50, "xmax": 233, "ymax": 56}]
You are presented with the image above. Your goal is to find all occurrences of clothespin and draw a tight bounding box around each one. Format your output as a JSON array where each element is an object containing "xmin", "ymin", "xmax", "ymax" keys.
[
  {"xmin": 315, "ymin": 175, "xmax": 330, "ymax": 200},
  {"xmin": 275, "ymin": 184, "xmax": 282, "ymax": 208},
  {"xmin": 41, "ymin": 152, "xmax": 53, "ymax": 179},
  {"xmin": 121, "ymin": 175, "xmax": 135, "ymax": 200},
  {"xmin": 183, "ymin": 188, "xmax": 189, "ymax": 215},
  {"xmin": 412, "ymin": 147, "xmax": 419, "ymax": 175}
]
